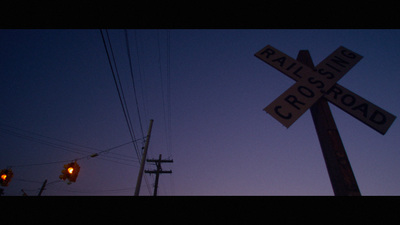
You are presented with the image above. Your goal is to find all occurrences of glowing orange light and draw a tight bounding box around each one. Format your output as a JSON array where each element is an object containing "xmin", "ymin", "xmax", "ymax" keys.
[
  {"xmin": 67, "ymin": 167, "xmax": 74, "ymax": 174},
  {"xmin": 1, "ymin": 174, "xmax": 7, "ymax": 180}
]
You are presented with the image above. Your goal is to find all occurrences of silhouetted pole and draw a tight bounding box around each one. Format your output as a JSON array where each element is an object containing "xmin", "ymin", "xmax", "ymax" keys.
[
  {"xmin": 134, "ymin": 119, "xmax": 154, "ymax": 196},
  {"xmin": 297, "ymin": 50, "xmax": 361, "ymax": 196},
  {"xmin": 38, "ymin": 179, "xmax": 47, "ymax": 196},
  {"xmin": 145, "ymin": 154, "xmax": 173, "ymax": 196},
  {"xmin": 153, "ymin": 154, "xmax": 162, "ymax": 196}
]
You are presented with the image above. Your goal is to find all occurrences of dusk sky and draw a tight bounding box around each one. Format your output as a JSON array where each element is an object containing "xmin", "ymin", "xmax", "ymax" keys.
[{"xmin": 1, "ymin": 29, "xmax": 399, "ymax": 196}]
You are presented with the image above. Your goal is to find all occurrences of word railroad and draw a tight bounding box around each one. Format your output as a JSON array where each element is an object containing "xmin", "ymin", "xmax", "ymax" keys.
[{"xmin": 255, "ymin": 45, "xmax": 396, "ymax": 135}]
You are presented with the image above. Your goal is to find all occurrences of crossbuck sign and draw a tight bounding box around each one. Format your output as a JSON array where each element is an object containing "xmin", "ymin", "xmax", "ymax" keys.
[{"xmin": 255, "ymin": 45, "xmax": 396, "ymax": 135}]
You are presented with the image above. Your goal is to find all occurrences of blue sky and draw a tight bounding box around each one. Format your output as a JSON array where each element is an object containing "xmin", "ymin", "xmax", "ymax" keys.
[{"xmin": 0, "ymin": 29, "xmax": 399, "ymax": 195}]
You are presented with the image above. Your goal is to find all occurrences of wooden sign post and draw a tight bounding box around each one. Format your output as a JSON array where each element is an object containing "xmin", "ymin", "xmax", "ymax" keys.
[{"xmin": 299, "ymin": 50, "xmax": 360, "ymax": 196}]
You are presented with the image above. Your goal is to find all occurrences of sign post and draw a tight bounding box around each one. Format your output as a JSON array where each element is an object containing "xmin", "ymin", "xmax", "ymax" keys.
[{"xmin": 298, "ymin": 50, "xmax": 361, "ymax": 196}]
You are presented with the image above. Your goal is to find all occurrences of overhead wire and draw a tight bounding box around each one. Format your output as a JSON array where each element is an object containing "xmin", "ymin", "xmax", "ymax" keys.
[
  {"xmin": 13, "ymin": 178, "xmax": 44, "ymax": 184},
  {"xmin": 0, "ymin": 122, "xmax": 142, "ymax": 168},
  {"xmin": 105, "ymin": 29, "xmax": 138, "ymax": 144},
  {"xmin": 166, "ymin": 29, "xmax": 174, "ymax": 195},
  {"xmin": 133, "ymin": 30, "xmax": 149, "ymax": 124},
  {"xmin": 124, "ymin": 29, "xmax": 151, "ymax": 195},
  {"xmin": 7, "ymin": 139, "xmax": 142, "ymax": 168},
  {"xmin": 154, "ymin": 30, "xmax": 174, "ymax": 195},
  {"xmin": 100, "ymin": 29, "xmax": 151, "ymax": 195},
  {"xmin": 0, "ymin": 128, "xmax": 93, "ymax": 156},
  {"xmin": 166, "ymin": 29, "xmax": 172, "ymax": 158},
  {"xmin": 0, "ymin": 122, "xmax": 98, "ymax": 151},
  {"xmin": 151, "ymin": 30, "xmax": 170, "ymax": 195},
  {"xmin": 0, "ymin": 123, "xmax": 140, "ymax": 162},
  {"xmin": 99, "ymin": 29, "xmax": 142, "ymax": 163},
  {"xmin": 45, "ymin": 185, "xmax": 135, "ymax": 194},
  {"xmin": 124, "ymin": 29, "xmax": 145, "ymax": 138},
  {"xmin": 126, "ymin": 29, "xmax": 153, "ymax": 195},
  {"xmin": 157, "ymin": 30, "xmax": 169, "ymax": 155}
]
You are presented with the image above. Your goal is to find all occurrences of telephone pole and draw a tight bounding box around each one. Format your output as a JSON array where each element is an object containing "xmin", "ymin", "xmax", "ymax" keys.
[
  {"xmin": 134, "ymin": 119, "xmax": 154, "ymax": 196},
  {"xmin": 145, "ymin": 154, "xmax": 173, "ymax": 196},
  {"xmin": 38, "ymin": 179, "xmax": 47, "ymax": 196}
]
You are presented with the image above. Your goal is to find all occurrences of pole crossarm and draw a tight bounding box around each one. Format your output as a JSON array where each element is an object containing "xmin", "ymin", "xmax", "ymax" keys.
[
  {"xmin": 146, "ymin": 159, "xmax": 173, "ymax": 163},
  {"xmin": 145, "ymin": 170, "xmax": 172, "ymax": 174}
]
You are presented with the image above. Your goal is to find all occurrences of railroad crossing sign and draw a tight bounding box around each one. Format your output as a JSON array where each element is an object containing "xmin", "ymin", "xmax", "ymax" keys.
[
  {"xmin": 255, "ymin": 45, "xmax": 396, "ymax": 196},
  {"xmin": 255, "ymin": 45, "xmax": 396, "ymax": 135}
]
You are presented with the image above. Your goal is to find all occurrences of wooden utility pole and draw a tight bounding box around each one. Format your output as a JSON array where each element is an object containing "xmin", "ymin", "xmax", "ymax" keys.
[
  {"xmin": 297, "ymin": 50, "xmax": 361, "ymax": 196},
  {"xmin": 145, "ymin": 154, "xmax": 173, "ymax": 196},
  {"xmin": 38, "ymin": 179, "xmax": 47, "ymax": 196},
  {"xmin": 134, "ymin": 119, "xmax": 154, "ymax": 196}
]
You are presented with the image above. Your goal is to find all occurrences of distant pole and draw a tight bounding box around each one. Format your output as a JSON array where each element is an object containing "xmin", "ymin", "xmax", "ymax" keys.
[
  {"xmin": 145, "ymin": 154, "xmax": 173, "ymax": 196},
  {"xmin": 153, "ymin": 154, "xmax": 162, "ymax": 196},
  {"xmin": 21, "ymin": 189, "xmax": 28, "ymax": 196},
  {"xmin": 134, "ymin": 119, "xmax": 154, "ymax": 196},
  {"xmin": 297, "ymin": 50, "xmax": 361, "ymax": 196},
  {"xmin": 38, "ymin": 179, "xmax": 47, "ymax": 196}
]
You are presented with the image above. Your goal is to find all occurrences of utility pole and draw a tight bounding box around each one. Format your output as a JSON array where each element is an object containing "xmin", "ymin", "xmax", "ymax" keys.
[
  {"xmin": 38, "ymin": 179, "xmax": 47, "ymax": 196},
  {"xmin": 145, "ymin": 154, "xmax": 173, "ymax": 196},
  {"xmin": 21, "ymin": 189, "xmax": 28, "ymax": 196},
  {"xmin": 134, "ymin": 119, "xmax": 154, "ymax": 196}
]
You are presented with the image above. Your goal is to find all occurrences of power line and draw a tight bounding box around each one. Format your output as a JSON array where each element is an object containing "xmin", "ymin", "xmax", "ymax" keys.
[
  {"xmin": 157, "ymin": 30, "xmax": 169, "ymax": 155},
  {"xmin": 154, "ymin": 30, "xmax": 174, "ymax": 195},
  {"xmin": 0, "ymin": 128, "xmax": 92, "ymax": 156},
  {"xmin": 133, "ymin": 30, "xmax": 149, "ymax": 124},
  {"xmin": 0, "ymin": 122, "xmax": 98, "ymax": 151},
  {"xmin": 13, "ymin": 178, "xmax": 43, "ymax": 184},
  {"xmin": 124, "ymin": 29, "xmax": 145, "ymax": 139},
  {"xmin": 103, "ymin": 30, "xmax": 139, "ymax": 147},
  {"xmin": 167, "ymin": 30, "xmax": 175, "ymax": 195},
  {"xmin": 99, "ymin": 29, "xmax": 151, "ymax": 195},
  {"xmin": 46, "ymin": 185, "xmax": 135, "ymax": 194},
  {"xmin": 0, "ymin": 123, "xmax": 140, "ymax": 162},
  {"xmin": 166, "ymin": 29, "xmax": 172, "ymax": 158},
  {"xmin": 99, "ymin": 29, "xmax": 142, "ymax": 162},
  {"xmin": 93, "ymin": 157, "xmax": 140, "ymax": 167},
  {"xmin": 153, "ymin": 30, "xmax": 174, "ymax": 195},
  {"xmin": 0, "ymin": 133, "xmax": 140, "ymax": 166},
  {"xmin": 7, "ymin": 138, "xmax": 142, "ymax": 168},
  {"xmin": 10, "ymin": 159, "xmax": 73, "ymax": 168},
  {"xmin": 0, "ymin": 123, "xmax": 143, "ymax": 167}
]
